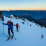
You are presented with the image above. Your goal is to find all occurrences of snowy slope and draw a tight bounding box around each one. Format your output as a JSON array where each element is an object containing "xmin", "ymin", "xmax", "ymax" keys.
[{"xmin": 0, "ymin": 16, "xmax": 46, "ymax": 46}]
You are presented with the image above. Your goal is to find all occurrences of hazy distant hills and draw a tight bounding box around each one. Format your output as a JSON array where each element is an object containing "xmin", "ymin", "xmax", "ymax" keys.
[
  {"xmin": 21, "ymin": 14, "xmax": 35, "ymax": 21},
  {"xmin": 2, "ymin": 10, "xmax": 46, "ymax": 19},
  {"xmin": 35, "ymin": 17, "xmax": 46, "ymax": 26},
  {"xmin": 2, "ymin": 10, "xmax": 46, "ymax": 26},
  {"xmin": 21, "ymin": 14, "xmax": 46, "ymax": 26}
]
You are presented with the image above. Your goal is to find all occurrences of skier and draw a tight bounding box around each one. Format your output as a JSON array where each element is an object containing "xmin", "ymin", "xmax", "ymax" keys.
[
  {"xmin": 14, "ymin": 23, "xmax": 20, "ymax": 32},
  {"xmin": 3, "ymin": 21, "xmax": 14, "ymax": 38},
  {"xmin": 41, "ymin": 35, "xmax": 43, "ymax": 39}
]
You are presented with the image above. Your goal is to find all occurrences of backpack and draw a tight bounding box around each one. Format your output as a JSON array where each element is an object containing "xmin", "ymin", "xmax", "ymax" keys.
[{"xmin": 10, "ymin": 22, "xmax": 13, "ymax": 26}]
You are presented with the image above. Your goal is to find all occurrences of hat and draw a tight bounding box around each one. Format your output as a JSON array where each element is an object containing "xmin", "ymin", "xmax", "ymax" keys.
[{"xmin": 7, "ymin": 21, "xmax": 10, "ymax": 23}]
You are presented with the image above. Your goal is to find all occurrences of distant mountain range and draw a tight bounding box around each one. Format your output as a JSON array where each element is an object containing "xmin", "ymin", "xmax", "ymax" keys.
[
  {"xmin": 21, "ymin": 14, "xmax": 35, "ymax": 21},
  {"xmin": 2, "ymin": 10, "xmax": 46, "ymax": 19},
  {"xmin": 35, "ymin": 17, "xmax": 46, "ymax": 26},
  {"xmin": 2, "ymin": 10, "xmax": 46, "ymax": 26}
]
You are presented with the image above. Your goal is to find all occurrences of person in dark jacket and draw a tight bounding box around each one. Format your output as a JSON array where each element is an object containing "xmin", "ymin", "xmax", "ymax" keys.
[
  {"xmin": 3, "ymin": 21, "xmax": 14, "ymax": 36},
  {"xmin": 14, "ymin": 23, "xmax": 20, "ymax": 32}
]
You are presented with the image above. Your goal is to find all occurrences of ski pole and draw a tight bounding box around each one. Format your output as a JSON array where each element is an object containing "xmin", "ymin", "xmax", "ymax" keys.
[
  {"xmin": 2, "ymin": 16, "xmax": 4, "ymax": 34},
  {"xmin": 14, "ymin": 35, "xmax": 16, "ymax": 40},
  {"xmin": 19, "ymin": 27, "xmax": 20, "ymax": 31},
  {"xmin": 3, "ymin": 24, "xmax": 4, "ymax": 34}
]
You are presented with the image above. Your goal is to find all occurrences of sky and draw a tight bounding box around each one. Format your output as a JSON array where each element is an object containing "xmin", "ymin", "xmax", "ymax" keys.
[{"xmin": 0, "ymin": 0, "xmax": 46, "ymax": 10}]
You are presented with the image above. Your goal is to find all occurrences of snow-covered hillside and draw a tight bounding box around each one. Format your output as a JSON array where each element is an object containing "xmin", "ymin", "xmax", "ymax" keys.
[{"xmin": 0, "ymin": 16, "xmax": 46, "ymax": 46}]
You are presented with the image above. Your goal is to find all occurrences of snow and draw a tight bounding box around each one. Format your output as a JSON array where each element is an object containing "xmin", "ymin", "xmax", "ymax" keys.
[
  {"xmin": 0, "ymin": 16, "xmax": 46, "ymax": 46},
  {"xmin": 10, "ymin": 14, "xmax": 14, "ymax": 18}
]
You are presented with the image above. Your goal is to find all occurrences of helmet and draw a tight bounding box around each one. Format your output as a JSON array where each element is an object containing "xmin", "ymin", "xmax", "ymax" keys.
[
  {"xmin": 7, "ymin": 21, "xmax": 10, "ymax": 24},
  {"xmin": 17, "ymin": 23, "xmax": 18, "ymax": 25}
]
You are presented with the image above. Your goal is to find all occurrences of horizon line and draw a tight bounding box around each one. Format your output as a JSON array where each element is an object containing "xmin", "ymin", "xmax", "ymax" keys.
[{"xmin": 0, "ymin": 9, "xmax": 46, "ymax": 11}]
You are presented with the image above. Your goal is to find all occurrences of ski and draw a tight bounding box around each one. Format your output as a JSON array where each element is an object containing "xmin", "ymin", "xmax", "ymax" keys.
[
  {"xmin": 11, "ymin": 36, "xmax": 16, "ymax": 40},
  {"xmin": 6, "ymin": 35, "xmax": 16, "ymax": 41},
  {"xmin": 11, "ymin": 36, "xmax": 13, "ymax": 39},
  {"xmin": 6, "ymin": 35, "xmax": 12, "ymax": 41}
]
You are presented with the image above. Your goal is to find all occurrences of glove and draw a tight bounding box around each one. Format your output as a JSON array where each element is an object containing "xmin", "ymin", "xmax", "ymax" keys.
[
  {"xmin": 14, "ymin": 25, "xmax": 15, "ymax": 26},
  {"xmin": 2, "ymin": 23, "xmax": 4, "ymax": 24},
  {"xmin": 19, "ymin": 27, "xmax": 20, "ymax": 28}
]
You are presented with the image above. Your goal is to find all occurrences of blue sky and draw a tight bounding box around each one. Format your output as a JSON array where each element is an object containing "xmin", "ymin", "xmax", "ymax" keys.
[{"xmin": 0, "ymin": 0, "xmax": 46, "ymax": 10}]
